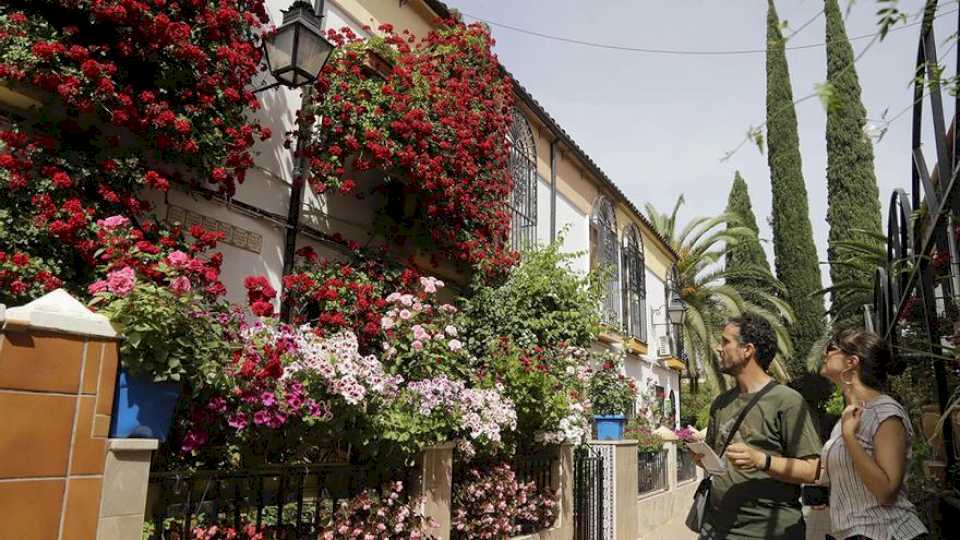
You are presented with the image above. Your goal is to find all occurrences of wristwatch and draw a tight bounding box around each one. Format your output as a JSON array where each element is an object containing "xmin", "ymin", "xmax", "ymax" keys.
[{"xmin": 762, "ymin": 454, "xmax": 772, "ymax": 472}]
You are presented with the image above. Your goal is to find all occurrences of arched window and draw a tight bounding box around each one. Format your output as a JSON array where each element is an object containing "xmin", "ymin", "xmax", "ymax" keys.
[
  {"xmin": 621, "ymin": 224, "xmax": 647, "ymax": 341},
  {"xmin": 591, "ymin": 196, "xmax": 620, "ymax": 326},
  {"xmin": 507, "ymin": 109, "xmax": 537, "ymax": 251}
]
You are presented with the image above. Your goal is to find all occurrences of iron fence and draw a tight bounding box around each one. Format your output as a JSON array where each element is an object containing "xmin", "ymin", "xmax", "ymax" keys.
[
  {"xmin": 677, "ymin": 447, "xmax": 697, "ymax": 483},
  {"xmin": 637, "ymin": 449, "xmax": 668, "ymax": 495},
  {"xmin": 573, "ymin": 446, "xmax": 604, "ymax": 540},
  {"xmin": 512, "ymin": 450, "xmax": 556, "ymax": 494},
  {"xmin": 144, "ymin": 463, "xmax": 414, "ymax": 539}
]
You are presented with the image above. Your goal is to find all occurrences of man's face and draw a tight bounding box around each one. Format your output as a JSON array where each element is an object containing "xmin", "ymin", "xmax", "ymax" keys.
[{"xmin": 715, "ymin": 323, "xmax": 749, "ymax": 375}]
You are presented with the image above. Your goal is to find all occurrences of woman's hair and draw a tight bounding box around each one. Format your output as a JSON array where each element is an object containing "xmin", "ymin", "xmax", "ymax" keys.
[{"xmin": 829, "ymin": 326, "xmax": 906, "ymax": 389}]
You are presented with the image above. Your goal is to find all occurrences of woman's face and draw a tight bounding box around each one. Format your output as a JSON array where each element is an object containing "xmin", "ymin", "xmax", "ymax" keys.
[{"xmin": 819, "ymin": 341, "xmax": 853, "ymax": 384}]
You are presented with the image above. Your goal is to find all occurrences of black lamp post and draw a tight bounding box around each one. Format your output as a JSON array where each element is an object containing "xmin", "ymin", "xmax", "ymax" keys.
[
  {"xmin": 256, "ymin": 0, "xmax": 336, "ymax": 321},
  {"xmin": 259, "ymin": 0, "xmax": 336, "ymax": 92}
]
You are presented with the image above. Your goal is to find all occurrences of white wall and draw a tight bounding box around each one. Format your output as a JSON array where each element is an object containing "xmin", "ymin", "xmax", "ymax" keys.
[
  {"xmin": 552, "ymin": 191, "xmax": 590, "ymax": 274},
  {"xmin": 536, "ymin": 176, "xmax": 552, "ymax": 245}
]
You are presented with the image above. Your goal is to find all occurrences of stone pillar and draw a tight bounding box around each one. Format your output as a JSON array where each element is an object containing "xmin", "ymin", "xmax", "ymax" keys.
[
  {"xmin": 0, "ymin": 290, "xmax": 121, "ymax": 540},
  {"xmin": 664, "ymin": 441, "xmax": 679, "ymax": 490},
  {"xmin": 589, "ymin": 440, "xmax": 640, "ymax": 540},
  {"xmin": 540, "ymin": 444, "xmax": 574, "ymax": 540},
  {"xmin": 415, "ymin": 442, "xmax": 454, "ymax": 540},
  {"xmin": 96, "ymin": 439, "xmax": 158, "ymax": 540}
]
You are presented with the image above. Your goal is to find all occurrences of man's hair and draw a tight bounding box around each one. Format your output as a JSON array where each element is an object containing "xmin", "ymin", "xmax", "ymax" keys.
[{"xmin": 726, "ymin": 312, "xmax": 777, "ymax": 370}]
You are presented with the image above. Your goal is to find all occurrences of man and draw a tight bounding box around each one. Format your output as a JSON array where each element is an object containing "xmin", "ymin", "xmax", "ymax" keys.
[{"xmin": 692, "ymin": 312, "xmax": 822, "ymax": 540}]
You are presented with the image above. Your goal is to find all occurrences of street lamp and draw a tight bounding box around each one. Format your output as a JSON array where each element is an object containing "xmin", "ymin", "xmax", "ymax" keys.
[
  {"xmin": 667, "ymin": 286, "xmax": 687, "ymax": 326},
  {"xmin": 260, "ymin": 1, "xmax": 336, "ymax": 91}
]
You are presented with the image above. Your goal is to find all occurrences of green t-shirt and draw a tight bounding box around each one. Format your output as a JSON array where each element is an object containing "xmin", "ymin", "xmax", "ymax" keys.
[{"xmin": 700, "ymin": 384, "xmax": 822, "ymax": 540}]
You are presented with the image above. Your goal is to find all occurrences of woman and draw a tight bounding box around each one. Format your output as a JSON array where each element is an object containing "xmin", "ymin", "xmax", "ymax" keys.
[{"xmin": 817, "ymin": 327, "xmax": 927, "ymax": 540}]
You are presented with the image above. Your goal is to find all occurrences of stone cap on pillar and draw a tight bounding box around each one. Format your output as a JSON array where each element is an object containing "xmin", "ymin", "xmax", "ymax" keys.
[{"xmin": 1, "ymin": 288, "xmax": 118, "ymax": 339}]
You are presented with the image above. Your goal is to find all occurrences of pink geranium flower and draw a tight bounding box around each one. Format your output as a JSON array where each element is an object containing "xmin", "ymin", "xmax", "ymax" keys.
[
  {"xmin": 98, "ymin": 215, "xmax": 129, "ymax": 231},
  {"xmin": 106, "ymin": 267, "xmax": 135, "ymax": 297},
  {"xmin": 166, "ymin": 250, "xmax": 190, "ymax": 269},
  {"xmin": 169, "ymin": 276, "xmax": 192, "ymax": 296}
]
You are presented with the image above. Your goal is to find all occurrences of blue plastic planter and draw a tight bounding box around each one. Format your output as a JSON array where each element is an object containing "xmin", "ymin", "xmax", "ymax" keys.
[
  {"xmin": 109, "ymin": 367, "xmax": 181, "ymax": 441},
  {"xmin": 595, "ymin": 415, "xmax": 627, "ymax": 440}
]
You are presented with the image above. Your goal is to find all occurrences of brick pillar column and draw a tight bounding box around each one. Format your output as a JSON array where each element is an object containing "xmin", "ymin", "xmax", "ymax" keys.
[{"xmin": 1, "ymin": 290, "xmax": 121, "ymax": 540}]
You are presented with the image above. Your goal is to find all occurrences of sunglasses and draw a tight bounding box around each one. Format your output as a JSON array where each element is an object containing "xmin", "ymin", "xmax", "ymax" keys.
[{"xmin": 825, "ymin": 341, "xmax": 851, "ymax": 355}]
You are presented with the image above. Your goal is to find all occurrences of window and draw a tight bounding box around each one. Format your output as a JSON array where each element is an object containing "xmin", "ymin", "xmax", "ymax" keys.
[
  {"xmin": 621, "ymin": 224, "xmax": 647, "ymax": 341},
  {"xmin": 507, "ymin": 109, "xmax": 537, "ymax": 251},
  {"xmin": 665, "ymin": 390, "xmax": 677, "ymax": 428},
  {"xmin": 591, "ymin": 196, "xmax": 620, "ymax": 327}
]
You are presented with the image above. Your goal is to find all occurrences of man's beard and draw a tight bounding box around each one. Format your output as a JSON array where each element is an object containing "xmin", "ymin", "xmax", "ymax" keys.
[{"xmin": 718, "ymin": 355, "xmax": 742, "ymax": 375}]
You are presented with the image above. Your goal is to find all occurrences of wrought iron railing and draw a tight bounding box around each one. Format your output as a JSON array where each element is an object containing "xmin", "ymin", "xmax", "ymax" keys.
[
  {"xmin": 637, "ymin": 449, "xmax": 668, "ymax": 495},
  {"xmin": 573, "ymin": 446, "xmax": 604, "ymax": 540},
  {"xmin": 677, "ymin": 448, "xmax": 697, "ymax": 483},
  {"xmin": 512, "ymin": 451, "xmax": 556, "ymax": 494},
  {"xmin": 144, "ymin": 463, "xmax": 413, "ymax": 539}
]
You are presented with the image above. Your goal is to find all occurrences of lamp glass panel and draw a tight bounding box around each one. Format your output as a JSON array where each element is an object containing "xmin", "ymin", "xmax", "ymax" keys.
[
  {"xmin": 265, "ymin": 25, "xmax": 295, "ymax": 73},
  {"xmin": 295, "ymin": 28, "xmax": 335, "ymax": 78}
]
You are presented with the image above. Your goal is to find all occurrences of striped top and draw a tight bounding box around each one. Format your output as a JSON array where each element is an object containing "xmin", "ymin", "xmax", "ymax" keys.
[{"xmin": 821, "ymin": 395, "xmax": 927, "ymax": 540}]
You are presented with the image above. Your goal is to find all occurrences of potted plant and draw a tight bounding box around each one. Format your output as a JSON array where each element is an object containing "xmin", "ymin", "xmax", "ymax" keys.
[
  {"xmin": 589, "ymin": 352, "xmax": 638, "ymax": 440},
  {"xmin": 89, "ymin": 217, "xmax": 238, "ymax": 441}
]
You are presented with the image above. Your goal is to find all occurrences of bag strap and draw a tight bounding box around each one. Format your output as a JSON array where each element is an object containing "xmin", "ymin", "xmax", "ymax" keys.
[{"xmin": 717, "ymin": 380, "xmax": 777, "ymax": 458}]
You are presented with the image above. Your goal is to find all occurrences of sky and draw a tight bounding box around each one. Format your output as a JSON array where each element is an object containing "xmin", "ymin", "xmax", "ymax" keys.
[{"xmin": 446, "ymin": 0, "xmax": 958, "ymax": 287}]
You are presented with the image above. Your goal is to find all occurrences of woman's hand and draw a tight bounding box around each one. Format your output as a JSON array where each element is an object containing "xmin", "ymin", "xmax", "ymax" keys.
[
  {"xmin": 841, "ymin": 403, "xmax": 863, "ymax": 440},
  {"xmin": 726, "ymin": 442, "xmax": 764, "ymax": 472}
]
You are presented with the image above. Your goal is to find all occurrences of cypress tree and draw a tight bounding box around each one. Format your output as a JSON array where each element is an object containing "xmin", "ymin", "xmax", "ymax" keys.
[
  {"xmin": 766, "ymin": 0, "xmax": 826, "ymax": 377},
  {"xmin": 824, "ymin": 0, "xmax": 883, "ymax": 307},
  {"xmin": 725, "ymin": 171, "xmax": 773, "ymax": 293}
]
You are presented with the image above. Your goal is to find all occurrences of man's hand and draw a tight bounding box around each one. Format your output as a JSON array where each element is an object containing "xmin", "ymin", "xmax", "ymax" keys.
[
  {"xmin": 726, "ymin": 442, "xmax": 765, "ymax": 472},
  {"xmin": 691, "ymin": 452, "xmax": 704, "ymax": 468}
]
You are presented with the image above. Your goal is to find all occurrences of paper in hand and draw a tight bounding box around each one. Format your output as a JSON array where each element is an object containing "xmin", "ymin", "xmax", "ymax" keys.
[{"xmin": 686, "ymin": 440, "xmax": 727, "ymax": 475}]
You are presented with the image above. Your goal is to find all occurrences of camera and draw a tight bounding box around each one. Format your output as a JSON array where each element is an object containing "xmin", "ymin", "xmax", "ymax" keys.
[{"xmin": 801, "ymin": 485, "xmax": 829, "ymax": 506}]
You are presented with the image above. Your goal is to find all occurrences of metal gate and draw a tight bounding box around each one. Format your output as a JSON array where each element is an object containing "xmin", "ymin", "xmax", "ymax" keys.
[{"xmin": 573, "ymin": 446, "xmax": 604, "ymax": 540}]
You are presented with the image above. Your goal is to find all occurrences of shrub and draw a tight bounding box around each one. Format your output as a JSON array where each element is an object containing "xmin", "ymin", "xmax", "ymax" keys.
[
  {"xmin": 452, "ymin": 463, "xmax": 558, "ymax": 539},
  {"xmin": 459, "ymin": 238, "xmax": 604, "ymax": 355},
  {"xmin": 625, "ymin": 416, "xmax": 664, "ymax": 453}
]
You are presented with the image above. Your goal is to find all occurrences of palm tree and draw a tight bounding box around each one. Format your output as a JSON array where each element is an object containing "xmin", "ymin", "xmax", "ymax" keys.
[
  {"xmin": 819, "ymin": 229, "xmax": 888, "ymax": 324},
  {"xmin": 645, "ymin": 196, "xmax": 795, "ymax": 392}
]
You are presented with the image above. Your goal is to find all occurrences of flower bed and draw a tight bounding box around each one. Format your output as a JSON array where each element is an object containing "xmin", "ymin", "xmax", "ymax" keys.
[{"xmin": 452, "ymin": 461, "xmax": 558, "ymax": 539}]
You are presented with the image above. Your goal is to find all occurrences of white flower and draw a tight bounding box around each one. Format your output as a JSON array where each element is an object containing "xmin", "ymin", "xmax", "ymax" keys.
[
  {"xmin": 448, "ymin": 339, "xmax": 463, "ymax": 351},
  {"xmin": 444, "ymin": 325, "xmax": 458, "ymax": 337}
]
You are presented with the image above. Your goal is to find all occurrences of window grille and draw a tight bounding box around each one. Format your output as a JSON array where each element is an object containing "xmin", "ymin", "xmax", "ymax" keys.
[
  {"xmin": 507, "ymin": 109, "xmax": 537, "ymax": 251},
  {"xmin": 591, "ymin": 196, "xmax": 619, "ymax": 327},
  {"xmin": 621, "ymin": 225, "xmax": 646, "ymax": 341}
]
